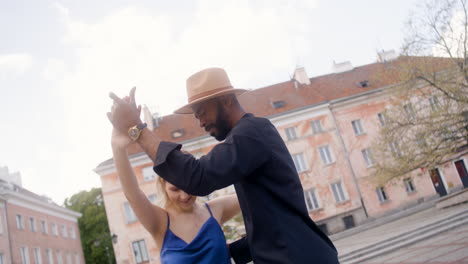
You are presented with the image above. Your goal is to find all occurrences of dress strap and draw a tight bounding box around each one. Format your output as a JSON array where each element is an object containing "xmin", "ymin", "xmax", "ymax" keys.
[
  {"xmin": 204, "ymin": 203, "xmax": 213, "ymax": 217},
  {"xmin": 166, "ymin": 212, "xmax": 170, "ymax": 228}
]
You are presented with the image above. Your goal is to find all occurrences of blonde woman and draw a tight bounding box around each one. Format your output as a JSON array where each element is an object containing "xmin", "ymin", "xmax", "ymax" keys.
[{"xmin": 111, "ymin": 127, "xmax": 241, "ymax": 263}]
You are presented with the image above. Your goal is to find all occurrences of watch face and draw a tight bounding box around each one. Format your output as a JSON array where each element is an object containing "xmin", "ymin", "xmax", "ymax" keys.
[{"xmin": 129, "ymin": 128, "xmax": 139, "ymax": 140}]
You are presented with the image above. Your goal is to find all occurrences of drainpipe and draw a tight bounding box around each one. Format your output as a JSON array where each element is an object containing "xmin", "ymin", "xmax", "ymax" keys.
[{"xmin": 329, "ymin": 105, "xmax": 369, "ymax": 218}]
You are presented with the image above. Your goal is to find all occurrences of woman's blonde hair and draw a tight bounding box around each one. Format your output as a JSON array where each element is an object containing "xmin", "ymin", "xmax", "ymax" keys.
[{"xmin": 155, "ymin": 177, "xmax": 170, "ymax": 208}]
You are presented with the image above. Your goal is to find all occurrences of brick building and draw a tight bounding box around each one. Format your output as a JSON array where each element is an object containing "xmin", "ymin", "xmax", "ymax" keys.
[
  {"xmin": 95, "ymin": 52, "xmax": 468, "ymax": 264},
  {"xmin": 0, "ymin": 167, "xmax": 84, "ymax": 264}
]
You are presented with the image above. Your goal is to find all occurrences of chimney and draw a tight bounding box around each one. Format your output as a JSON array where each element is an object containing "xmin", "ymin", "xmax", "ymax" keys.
[
  {"xmin": 142, "ymin": 105, "xmax": 161, "ymax": 130},
  {"xmin": 377, "ymin": 49, "xmax": 398, "ymax": 62},
  {"xmin": 332, "ymin": 61, "xmax": 354, "ymax": 73},
  {"xmin": 293, "ymin": 67, "xmax": 311, "ymax": 86}
]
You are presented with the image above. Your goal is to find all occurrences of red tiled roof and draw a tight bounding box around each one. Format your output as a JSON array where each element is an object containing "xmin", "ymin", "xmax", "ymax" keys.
[{"xmin": 122, "ymin": 56, "xmax": 453, "ymax": 156}]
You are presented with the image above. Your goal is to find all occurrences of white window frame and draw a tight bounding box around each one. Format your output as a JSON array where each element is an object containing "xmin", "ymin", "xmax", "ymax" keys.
[
  {"xmin": 318, "ymin": 145, "xmax": 334, "ymax": 165},
  {"xmin": 124, "ymin": 202, "xmax": 137, "ymax": 223},
  {"xmin": 404, "ymin": 178, "xmax": 416, "ymax": 193},
  {"xmin": 20, "ymin": 247, "xmax": 30, "ymax": 264},
  {"xmin": 33, "ymin": 247, "xmax": 42, "ymax": 264},
  {"xmin": 29, "ymin": 217, "xmax": 37, "ymax": 232},
  {"xmin": 389, "ymin": 141, "xmax": 402, "ymax": 157},
  {"xmin": 74, "ymin": 253, "xmax": 80, "ymax": 264},
  {"xmin": 361, "ymin": 148, "xmax": 375, "ymax": 167},
  {"xmin": 285, "ymin": 127, "xmax": 297, "ymax": 140},
  {"xmin": 376, "ymin": 187, "xmax": 388, "ymax": 202},
  {"xmin": 70, "ymin": 227, "xmax": 76, "ymax": 239},
  {"xmin": 132, "ymin": 240, "xmax": 149, "ymax": 264},
  {"xmin": 351, "ymin": 119, "xmax": 365, "ymax": 135},
  {"xmin": 291, "ymin": 153, "xmax": 308, "ymax": 172},
  {"xmin": 311, "ymin": 120, "xmax": 323, "ymax": 134},
  {"xmin": 66, "ymin": 252, "xmax": 71, "ymax": 264},
  {"xmin": 331, "ymin": 182, "xmax": 347, "ymax": 203},
  {"xmin": 142, "ymin": 166, "xmax": 156, "ymax": 182},
  {"xmin": 16, "ymin": 214, "xmax": 24, "ymax": 229},
  {"xmin": 45, "ymin": 249, "xmax": 53, "ymax": 264},
  {"xmin": 304, "ymin": 188, "xmax": 320, "ymax": 211},
  {"xmin": 61, "ymin": 225, "xmax": 68, "ymax": 238},
  {"xmin": 56, "ymin": 251, "xmax": 63, "ymax": 264},
  {"xmin": 41, "ymin": 220, "xmax": 48, "ymax": 234},
  {"xmin": 377, "ymin": 112, "xmax": 386, "ymax": 127},
  {"xmin": 51, "ymin": 223, "xmax": 58, "ymax": 236}
]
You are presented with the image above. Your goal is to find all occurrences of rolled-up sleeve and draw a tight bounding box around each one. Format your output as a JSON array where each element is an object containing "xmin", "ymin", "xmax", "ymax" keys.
[{"xmin": 153, "ymin": 134, "xmax": 269, "ymax": 196}]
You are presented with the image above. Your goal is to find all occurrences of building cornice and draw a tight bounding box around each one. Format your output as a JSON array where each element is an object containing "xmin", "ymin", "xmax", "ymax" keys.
[{"xmin": 3, "ymin": 190, "xmax": 81, "ymax": 222}]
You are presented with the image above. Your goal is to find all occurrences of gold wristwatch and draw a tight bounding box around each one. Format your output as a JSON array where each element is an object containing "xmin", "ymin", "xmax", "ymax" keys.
[{"xmin": 128, "ymin": 123, "xmax": 147, "ymax": 141}]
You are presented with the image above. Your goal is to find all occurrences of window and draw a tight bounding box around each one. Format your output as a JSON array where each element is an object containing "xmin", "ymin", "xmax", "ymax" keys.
[
  {"xmin": 331, "ymin": 182, "xmax": 347, "ymax": 203},
  {"xmin": 404, "ymin": 178, "xmax": 416, "ymax": 193},
  {"xmin": 70, "ymin": 227, "xmax": 76, "ymax": 239},
  {"xmin": 16, "ymin": 214, "xmax": 24, "ymax": 229},
  {"xmin": 142, "ymin": 166, "xmax": 156, "ymax": 182},
  {"xmin": 311, "ymin": 120, "xmax": 323, "ymax": 134},
  {"xmin": 41, "ymin": 220, "xmax": 48, "ymax": 234},
  {"xmin": 61, "ymin": 225, "xmax": 68, "ymax": 238},
  {"xmin": 0, "ymin": 253, "xmax": 4, "ymax": 264},
  {"xmin": 376, "ymin": 187, "xmax": 388, "ymax": 202},
  {"xmin": 389, "ymin": 142, "xmax": 402, "ymax": 157},
  {"xmin": 0, "ymin": 213, "xmax": 3, "ymax": 234},
  {"xmin": 318, "ymin": 145, "xmax": 334, "ymax": 165},
  {"xmin": 377, "ymin": 112, "xmax": 386, "ymax": 127},
  {"xmin": 30, "ymin": 217, "xmax": 37, "ymax": 232},
  {"xmin": 403, "ymin": 103, "xmax": 416, "ymax": 120},
  {"xmin": 33, "ymin": 248, "xmax": 42, "ymax": 264},
  {"xmin": 285, "ymin": 127, "xmax": 297, "ymax": 140},
  {"xmin": 20, "ymin": 247, "xmax": 30, "ymax": 264},
  {"xmin": 56, "ymin": 251, "xmax": 63, "ymax": 264},
  {"xmin": 66, "ymin": 252, "xmax": 71, "ymax": 264},
  {"xmin": 45, "ymin": 249, "xmax": 53, "ymax": 264},
  {"xmin": 272, "ymin": 100, "xmax": 285, "ymax": 109},
  {"xmin": 343, "ymin": 215, "xmax": 355, "ymax": 229},
  {"xmin": 429, "ymin": 95, "xmax": 440, "ymax": 111},
  {"xmin": 132, "ymin": 240, "xmax": 149, "ymax": 263},
  {"xmin": 304, "ymin": 189, "xmax": 320, "ymax": 211},
  {"xmin": 124, "ymin": 202, "xmax": 137, "ymax": 223},
  {"xmin": 51, "ymin": 223, "xmax": 58, "ymax": 236},
  {"xmin": 351, "ymin": 119, "xmax": 365, "ymax": 135},
  {"xmin": 292, "ymin": 153, "xmax": 308, "ymax": 172},
  {"xmin": 361, "ymin": 148, "xmax": 375, "ymax": 167},
  {"xmin": 148, "ymin": 194, "xmax": 157, "ymax": 204},
  {"xmin": 74, "ymin": 253, "xmax": 80, "ymax": 264}
]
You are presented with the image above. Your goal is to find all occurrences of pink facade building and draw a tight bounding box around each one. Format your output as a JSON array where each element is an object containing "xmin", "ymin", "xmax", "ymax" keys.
[
  {"xmin": 0, "ymin": 168, "xmax": 84, "ymax": 264},
  {"xmin": 95, "ymin": 53, "xmax": 468, "ymax": 263}
]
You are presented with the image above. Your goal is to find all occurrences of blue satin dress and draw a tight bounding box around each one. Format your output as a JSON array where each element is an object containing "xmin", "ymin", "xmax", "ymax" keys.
[{"xmin": 160, "ymin": 203, "xmax": 231, "ymax": 264}]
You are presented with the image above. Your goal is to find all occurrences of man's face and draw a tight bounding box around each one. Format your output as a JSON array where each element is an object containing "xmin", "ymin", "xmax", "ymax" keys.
[{"xmin": 193, "ymin": 98, "xmax": 231, "ymax": 141}]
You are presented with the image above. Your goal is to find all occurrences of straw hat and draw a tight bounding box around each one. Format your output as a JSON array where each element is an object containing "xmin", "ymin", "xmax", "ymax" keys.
[{"xmin": 174, "ymin": 68, "xmax": 247, "ymax": 114}]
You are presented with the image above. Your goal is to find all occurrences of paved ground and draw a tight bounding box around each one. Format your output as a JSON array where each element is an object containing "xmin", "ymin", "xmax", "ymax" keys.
[
  {"xmin": 364, "ymin": 224, "xmax": 468, "ymax": 264},
  {"xmin": 333, "ymin": 202, "xmax": 468, "ymax": 264}
]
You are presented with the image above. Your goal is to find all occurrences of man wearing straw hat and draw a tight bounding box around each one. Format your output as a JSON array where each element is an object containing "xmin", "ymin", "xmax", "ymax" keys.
[{"xmin": 107, "ymin": 68, "xmax": 338, "ymax": 263}]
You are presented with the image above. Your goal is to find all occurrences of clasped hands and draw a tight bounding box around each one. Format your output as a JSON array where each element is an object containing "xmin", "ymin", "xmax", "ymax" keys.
[{"xmin": 107, "ymin": 87, "xmax": 142, "ymax": 149}]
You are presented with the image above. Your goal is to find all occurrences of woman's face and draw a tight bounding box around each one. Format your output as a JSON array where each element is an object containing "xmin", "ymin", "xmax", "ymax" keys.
[{"xmin": 164, "ymin": 182, "xmax": 196, "ymax": 211}]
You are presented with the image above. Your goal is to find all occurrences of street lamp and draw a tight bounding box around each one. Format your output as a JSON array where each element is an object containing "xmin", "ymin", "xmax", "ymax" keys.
[{"xmin": 94, "ymin": 233, "xmax": 118, "ymax": 264}]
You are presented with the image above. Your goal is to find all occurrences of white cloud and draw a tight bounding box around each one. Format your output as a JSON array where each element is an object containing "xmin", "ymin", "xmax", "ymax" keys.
[
  {"xmin": 42, "ymin": 0, "xmax": 319, "ymax": 202},
  {"xmin": 0, "ymin": 53, "xmax": 33, "ymax": 80}
]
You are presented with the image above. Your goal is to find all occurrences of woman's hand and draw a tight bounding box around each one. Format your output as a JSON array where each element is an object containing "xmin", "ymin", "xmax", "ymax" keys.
[{"xmin": 111, "ymin": 127, "xmax": 133, "ymax": 151}]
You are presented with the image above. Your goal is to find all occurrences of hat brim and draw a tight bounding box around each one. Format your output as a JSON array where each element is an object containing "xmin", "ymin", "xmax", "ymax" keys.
[{"xmin": 174, "ymin": 88, "xmax": 247, "ymax": 114}]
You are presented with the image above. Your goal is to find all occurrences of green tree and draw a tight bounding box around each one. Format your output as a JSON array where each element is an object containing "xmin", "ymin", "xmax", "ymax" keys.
[
  {"xmin": 370, "ymin": 0, "xmax": 468, "ymax": 185},
  {"xmin": 64, "ymin": 188, "xmax": 116, "ymax": 264}
]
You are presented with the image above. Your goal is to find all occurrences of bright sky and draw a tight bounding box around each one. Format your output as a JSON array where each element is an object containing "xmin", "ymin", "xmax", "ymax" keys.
[{"xmin": 0, "ymin": 0, "xmax": 420, "ymax": 204}]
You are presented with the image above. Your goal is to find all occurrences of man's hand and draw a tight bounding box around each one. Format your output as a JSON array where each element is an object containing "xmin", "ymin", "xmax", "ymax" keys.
[{"xmin": 107, "ymin": 87, "xmax": 142, "ymax": 133}]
